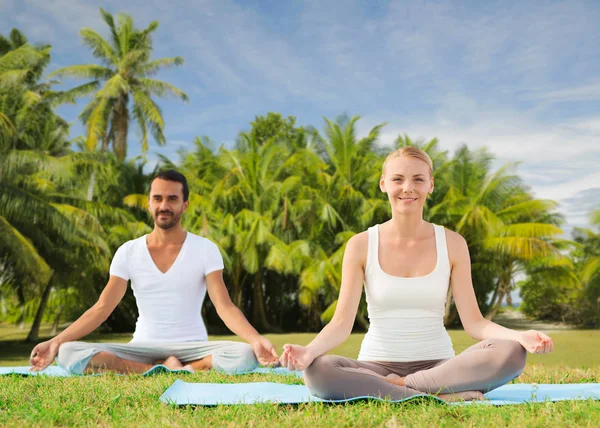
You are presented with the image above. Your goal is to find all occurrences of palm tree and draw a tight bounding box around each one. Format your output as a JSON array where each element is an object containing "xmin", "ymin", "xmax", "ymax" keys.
[
  {"xmin": 571, "ymin": 209, "xmax": 600, "ymax": 326},
  {"xmin": 427, "ymin": 145, "xmax": 565, "ymax": 321},
  {"xmin": 0, "ymin": 29, "xmax": 55, "ymax": 149},
  {"xmin": 50, "ymin": 8, "xmax": 188, "ymax": 161},
  {"xmin": 212, "ymin": 133, "xmax": 303, "ymax": 330}
]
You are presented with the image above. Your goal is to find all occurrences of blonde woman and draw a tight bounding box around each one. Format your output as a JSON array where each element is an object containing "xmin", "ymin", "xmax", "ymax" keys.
[{"xmin": 280, "ymin": 147, "xmax": 553, "ymax": 402}]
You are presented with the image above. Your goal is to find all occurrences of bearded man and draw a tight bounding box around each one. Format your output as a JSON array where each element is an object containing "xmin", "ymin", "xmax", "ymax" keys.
[{"xmin": 30, "ymin": 170, "xmax": 278, "ymax": 374}]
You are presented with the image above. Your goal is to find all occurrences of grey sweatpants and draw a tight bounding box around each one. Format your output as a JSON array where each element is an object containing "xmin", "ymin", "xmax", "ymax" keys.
[
  {"xmin": 56, "ymin": 340, "xmax": 258, "ymax": 375},
  {"xmin": 304, "ymin": 339, "xmax": 527, "ymax": 400}
]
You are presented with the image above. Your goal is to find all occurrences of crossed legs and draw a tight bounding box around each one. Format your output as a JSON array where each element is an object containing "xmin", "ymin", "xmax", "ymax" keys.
[
  {"xmin": 303, "ymin": 339, "xmax": 526, "ymax": 401},
  {"xmin": 57, "ymin": 341, "xmax": 258, "ymax": 375}
]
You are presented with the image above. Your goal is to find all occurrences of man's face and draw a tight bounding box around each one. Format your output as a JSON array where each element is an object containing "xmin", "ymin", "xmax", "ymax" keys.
[{"xmin": 148, "ymin": 179, "xmax": 189, "ymax": 230}]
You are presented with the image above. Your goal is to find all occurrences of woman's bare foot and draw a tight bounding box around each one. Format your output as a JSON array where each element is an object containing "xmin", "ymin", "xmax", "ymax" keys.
[
  {"xmin": 437, "ymin": 391, "xmax": 485, "ymax": 402},
  {"xmin": 385, "ymin": 374, "xmax": 406, "ymax": 386},
  {"xmin": 161, "ymin": 356, "xmax": 184, "ymax": 371}
]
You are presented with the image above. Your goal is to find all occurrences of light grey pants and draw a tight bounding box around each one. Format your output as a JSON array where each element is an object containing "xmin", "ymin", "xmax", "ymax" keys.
[
  {"xmin": 304, "ymin": 339, "xmax": 527, "ymax": 400},
  {"xmin": 56, "ymin": 340, "xmax": 258, "ymax": 375}
]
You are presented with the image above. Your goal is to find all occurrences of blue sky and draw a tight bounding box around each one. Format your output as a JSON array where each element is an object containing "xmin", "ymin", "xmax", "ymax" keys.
[{"xmin": 2, "ymin": 0, "xmax": 599, "ymax": 235}]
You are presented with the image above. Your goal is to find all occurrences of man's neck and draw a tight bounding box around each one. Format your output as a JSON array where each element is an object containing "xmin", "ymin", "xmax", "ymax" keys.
[{"xmin": 147, "ymin": 225, "xmax": 187, "ymax": 245}]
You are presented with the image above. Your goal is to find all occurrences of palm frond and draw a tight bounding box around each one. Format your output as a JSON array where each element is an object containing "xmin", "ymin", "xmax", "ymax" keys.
[
  {"xmin": 139, "ymin": 57, "xmax": 184, "ymax": 76},
  {"xmin": 80, "ymin": 28, "xmax": 118, "ymax": 65},
  {"xmin": 138, "ymin": 78, "xmax": 188, "ymax": 101},
  {"xmin": 123, "ymin": 193, "xmax": 148, "ymax": 210},
  {"xmin": 49, "ymin": 64, "xmax": 113, "ymax": 80},
  {"xmin": 0, "ymin": 215, "xmax": 51, "ymax": 284}
]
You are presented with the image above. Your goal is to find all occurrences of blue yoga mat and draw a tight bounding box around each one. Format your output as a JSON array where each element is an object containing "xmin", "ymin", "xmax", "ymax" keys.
[
  {"xmin": 0, "ymin": 365, "xmax": 301, "ymax": 377},
  {"xmin": 159, "ymin": 380, "xmax": 600, "ymax": 406}
]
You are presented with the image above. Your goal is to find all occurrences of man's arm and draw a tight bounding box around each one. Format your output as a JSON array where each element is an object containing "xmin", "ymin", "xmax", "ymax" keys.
[
  {"xmin": 205, "ymin": 270, "xmax": 278, "ymax": 365},
  {"xmin": 30, "ymin": 275, "xmax": 128, "ymax": 370}
]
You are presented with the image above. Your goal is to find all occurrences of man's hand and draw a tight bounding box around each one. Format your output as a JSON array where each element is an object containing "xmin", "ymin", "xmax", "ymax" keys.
[
  {"xmin": 518, "ymin": 330, "xmax": 554, "ymax": 354},
  {"xmin": 29, "ymin": 340, "xmax": 60, "ymax": 371},
  {"xmin": 251, "ymin": 336, "xmax": 279, "ymax": 366},
  {"xmin": 279, "ymin": 344, "xmax": 316, "ymax": 371}
]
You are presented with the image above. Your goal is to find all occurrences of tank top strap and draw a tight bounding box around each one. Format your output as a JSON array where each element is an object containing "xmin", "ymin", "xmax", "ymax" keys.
[
  {"xmin": 365, "ymin": 225, "xmax": 379, "ymax": 273},
  {"xmin": 433, "ymin": 224, "xmax": 450, "ymax": 270}
]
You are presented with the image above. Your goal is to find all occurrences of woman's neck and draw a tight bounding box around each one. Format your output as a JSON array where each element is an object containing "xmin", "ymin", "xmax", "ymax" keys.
[{"xmin": 386, "ymin": 212, "xmax": 428, "ymax": 238}]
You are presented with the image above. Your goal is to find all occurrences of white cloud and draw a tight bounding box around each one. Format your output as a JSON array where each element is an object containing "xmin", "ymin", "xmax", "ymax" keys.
[
  {"xmin": 357, "ymin": 102, "xmax": 600, "ymax": 232},
  {"xmin": 526, "ymin": 83, "xmax": 600, "ymax": 104}
]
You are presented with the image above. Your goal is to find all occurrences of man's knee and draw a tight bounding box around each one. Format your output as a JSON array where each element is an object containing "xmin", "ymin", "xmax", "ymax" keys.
[
  {"xmin": 56, "ymin": 341, "xmax": 98, "ymax": 374},
  {"xmin": 56, "ymin": 341, "xmax": 83, "ymax": 364},
  {"xmin": 213, "ymin": 342, "xmax": 258, "ymax": 374}
]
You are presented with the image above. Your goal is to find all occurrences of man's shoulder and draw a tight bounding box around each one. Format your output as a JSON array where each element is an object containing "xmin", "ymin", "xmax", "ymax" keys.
[
  {"xmin": 115, "ymin": 235, "xmax": 146, "ymax": 253},
  {"xmin": 185, "ymin": 232, "xmax": 219, "ymax": 249}
]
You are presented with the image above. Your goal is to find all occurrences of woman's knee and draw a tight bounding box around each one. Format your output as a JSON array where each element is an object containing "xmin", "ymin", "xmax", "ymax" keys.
[
  {"xmin": 303, "ymin": 355, "xmax": 343, "ymax": 390},
  {"xmin": 495, "ymin": 339, "xmax": 527, "ymax": 377}
]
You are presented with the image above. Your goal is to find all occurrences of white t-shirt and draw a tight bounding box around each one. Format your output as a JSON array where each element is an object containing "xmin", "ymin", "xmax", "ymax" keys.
[{"xmin": 109, "ymin": 232, "xmax": 224, "ymax": 343}]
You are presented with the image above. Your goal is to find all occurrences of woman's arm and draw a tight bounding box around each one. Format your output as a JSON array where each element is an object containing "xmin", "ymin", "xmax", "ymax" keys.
[
  {"xmin": 447, "ymin": 230, "xmax": 553, "ymax": 354},
  {"xmin": 280, "ymin": 233, "xmax": 367, "ymax": 370}
]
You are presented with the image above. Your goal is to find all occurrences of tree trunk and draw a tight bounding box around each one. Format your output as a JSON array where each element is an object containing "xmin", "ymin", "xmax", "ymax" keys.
[
  {"xmin": 485, "ymin": 261, "xmax": 513, "ymax": 320},
  {"xmin": 505, "ymin": 290, "xmax": 513, "ymax": 307},
  {"xmin": 231, "ymin": 263, "xmax": 244, "ymax": 309},
  {"xmin": 50, "ymin": 306, "xmax": 64, "ymax": 335},
  {"xmin": 355, "ymin": 313, "xmax": 369, "ymax": 330},
  {"xmin": 252, "ymin": 270, "xmax": 272, "ymax": 331},
  {"xmin": 16, "ymin": 286, "xmax": 25, "ymax": 329},
  {"xmin": 27, "ymin": 274, "xmax": 54, "ymax": 342},
  {"xmin": 443, "ymin": 287, "xmax": 454, "ymax": 326},
  {"xmin": 486, "ymin": 289, "xmax": 507, "ymax": 320},
  {"xmin": 113, "ymin": 96, "xmax": 129, "ymax": 161},
  {"xmin": 485, "ymin": 276, "xmax": 509, "ymax": 320},
  {"xmin": 1, "ymin": 291, "xmax": 5, "ymax": 317},
  {"xmin": 86, "ymin": 170, "xmax": 96, "ymax": 201}
]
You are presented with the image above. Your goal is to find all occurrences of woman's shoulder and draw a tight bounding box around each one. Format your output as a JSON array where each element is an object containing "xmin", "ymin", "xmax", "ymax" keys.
[
  {"xmin": 347, "ymin": 230, "xmax": 370, "ymax": 248},
  {"xmin": 344, "ymin": 230, "xmax": 370, "ymax": 264},
  {"xmin": 441, "ymin": 227, "xmax": 469, "ymax": 262}
]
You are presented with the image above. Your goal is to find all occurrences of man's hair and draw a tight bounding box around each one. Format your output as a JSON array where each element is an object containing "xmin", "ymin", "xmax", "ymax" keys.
[{"xmin": 148, "ymin": 170, "xmax": 189, "ymax": 202}]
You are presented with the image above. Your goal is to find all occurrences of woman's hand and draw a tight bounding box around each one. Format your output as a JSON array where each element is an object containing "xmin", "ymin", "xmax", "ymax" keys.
[
  {"xmin": 279, "ymin": 344, "xmax": 316, "ymax": 371},
  {"xmin": 518, "ymin": 330, "xmax": 554, "ymax": 354}
]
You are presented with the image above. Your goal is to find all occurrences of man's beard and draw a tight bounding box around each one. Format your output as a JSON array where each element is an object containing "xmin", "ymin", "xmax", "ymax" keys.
[{"xmin": 154, "ymin": 211, "xmax": 181, "ymax": 229}]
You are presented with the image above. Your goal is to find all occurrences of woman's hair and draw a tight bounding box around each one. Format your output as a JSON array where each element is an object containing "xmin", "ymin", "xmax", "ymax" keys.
[{"xmin": 382, "ymin": 147, "xmax": 433, "ymax": 176}]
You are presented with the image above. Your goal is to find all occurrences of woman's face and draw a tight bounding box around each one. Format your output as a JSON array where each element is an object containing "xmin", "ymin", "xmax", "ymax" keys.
[{"xmin": 380, "ymin": 156, "xmax": 434, "ymax": 215}]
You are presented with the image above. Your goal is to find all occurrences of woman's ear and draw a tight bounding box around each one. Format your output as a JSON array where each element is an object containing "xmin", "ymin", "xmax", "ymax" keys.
[{"xmin": 379, "ymin": 175, "xmax": 386, "ymax": 193}]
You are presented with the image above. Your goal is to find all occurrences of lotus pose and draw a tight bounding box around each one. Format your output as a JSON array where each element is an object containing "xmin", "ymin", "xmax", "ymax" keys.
[
  {"xmin": 30, "ymin": 170, "xmax": 278, "ymax": 375},
  {"xmin": 280, "ymin": 147, "xmax": 553, "ymax": 402}
]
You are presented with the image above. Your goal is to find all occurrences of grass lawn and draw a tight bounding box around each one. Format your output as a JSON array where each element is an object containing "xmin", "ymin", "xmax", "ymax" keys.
[{"xmin": 1, "ymin": 324, "xmax": 599, "ymax": 426}]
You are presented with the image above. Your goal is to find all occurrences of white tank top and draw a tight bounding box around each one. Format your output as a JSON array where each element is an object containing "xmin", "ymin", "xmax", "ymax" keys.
[{"xmin": 357, "ymin": 223, "xmax": 455, "ymax": 362}]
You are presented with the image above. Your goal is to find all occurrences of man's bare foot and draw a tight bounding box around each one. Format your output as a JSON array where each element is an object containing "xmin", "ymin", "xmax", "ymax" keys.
[
  {"xmin": 161, "ymin": 356, "xmax": 184, "ymax": 371},
  {"xmin": 437, "ymin": 391, "xmax": 485, "ymax": 402},
  {"xmin": 385, "ymin": 374, "xmax": 406, "ymax": 386}
]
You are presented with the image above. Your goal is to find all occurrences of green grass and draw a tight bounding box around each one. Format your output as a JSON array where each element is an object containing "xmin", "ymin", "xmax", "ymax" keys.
[{"xmin": 1, "ymin": 325, "xmax": 599, "ymax": 426}]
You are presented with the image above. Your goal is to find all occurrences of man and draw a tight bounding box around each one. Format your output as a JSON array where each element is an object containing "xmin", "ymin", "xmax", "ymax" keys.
[{"xmin": 30, "ymin": 170, "xmax": 279, "ymax": 374}]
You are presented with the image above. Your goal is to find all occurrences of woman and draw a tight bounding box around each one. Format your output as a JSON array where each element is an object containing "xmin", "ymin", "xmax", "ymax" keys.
[{"xmin": 280, "ymin": 147, "xmax": 553, "ymax": 402}]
